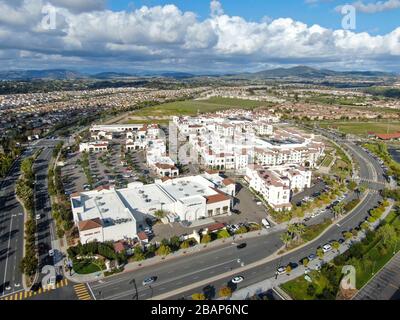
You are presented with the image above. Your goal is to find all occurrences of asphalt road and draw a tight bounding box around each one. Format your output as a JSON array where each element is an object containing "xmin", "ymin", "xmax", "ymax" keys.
[
  {"xmin": 87, "ymin": 132, "xmax": 386, "ymax": 300},
  {"xmin": 34, "ymin": 146, "xmax": 59, "ymax": 280},
  {"xmin": 0, "ymin": 146, "xmax": 38, "ymax": 297}
]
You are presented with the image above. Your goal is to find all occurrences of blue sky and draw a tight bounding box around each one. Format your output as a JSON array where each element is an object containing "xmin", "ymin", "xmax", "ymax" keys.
[
  {"xmin": 0, "ymin": 0, "xmax": 399, "ymax": 72},
  {"xmin": 107, "ymin": 0, "xmax": 400, "ymax": 35}
]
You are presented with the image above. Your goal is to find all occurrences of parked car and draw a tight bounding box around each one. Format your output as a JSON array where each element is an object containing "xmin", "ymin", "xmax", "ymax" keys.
[
  {"xmin": 36, "ymin": 214, "xmax": 41, "ymax": 220},
  {"xmin": 231, "ymin": 276, "xmax": 244, "ymax": 284},
  {"xmin": 322, "ymin": 244, "xmax": 332, "ymax": 253},
  {"xmin": 308, "ymin": 253, "xmax": 317, "ymax": 261},
  {"xmin": 276, "ymin": 267, "xmax": 286, "ymax": 275},
  {"xmin": 48, "ymin": 249, "xmax": 55, "ymax": 257},
  {"xmin": 261, "ymin": 218, "xmax": 271, "ymax": 229}
]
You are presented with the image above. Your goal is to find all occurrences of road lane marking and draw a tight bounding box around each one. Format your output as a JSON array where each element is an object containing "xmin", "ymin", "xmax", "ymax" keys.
[{"xmin": 2, "ymin": 213, "xmax": 14, "ymax": 296}]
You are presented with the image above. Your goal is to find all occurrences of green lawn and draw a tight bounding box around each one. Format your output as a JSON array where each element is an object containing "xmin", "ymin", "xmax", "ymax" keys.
[
  {"xmin": 73, "ymin": 259, "xmax": 105, "ymax": 275},
  {"xmin": 131, "ymin": 97, "xmax": 269, "ymax": 118},
  {"xmin": 320, "ymin": 121, "xmax": 400, "ymax": 136}
]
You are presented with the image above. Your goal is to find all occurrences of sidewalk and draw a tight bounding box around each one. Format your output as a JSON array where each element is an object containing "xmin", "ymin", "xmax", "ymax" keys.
[{"xmin": 229, "ymin": 200, "xmax": 394, "ymax": 300}]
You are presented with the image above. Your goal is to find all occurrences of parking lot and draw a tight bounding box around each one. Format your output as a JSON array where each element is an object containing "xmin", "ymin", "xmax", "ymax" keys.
[{"xmin": 61, "ymin": 143, "xmax": 147, "ymax": 194}]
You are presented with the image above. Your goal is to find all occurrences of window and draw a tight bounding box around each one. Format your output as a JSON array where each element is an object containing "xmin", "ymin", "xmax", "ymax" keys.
[
  {"xmin": 223, "ymin": 206, "xmax": 229, "ymax": 213},
  {"xmin": 208, "ymin": 209, "xmax": 213, "ymax": 217}
]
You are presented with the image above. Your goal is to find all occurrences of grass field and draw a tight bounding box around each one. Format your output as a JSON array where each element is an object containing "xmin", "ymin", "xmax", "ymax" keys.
[
  {"xmin": 320, "ymin": 121, "xmax": 400, "ymax": 136},
  {"xmin": 131, "ymin": 97, "xmax": 269, "ymax": 118}
]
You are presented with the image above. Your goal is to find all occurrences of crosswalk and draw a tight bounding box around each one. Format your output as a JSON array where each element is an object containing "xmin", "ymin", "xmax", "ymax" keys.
[
  {"xmin": 73, "ymin": 283, "xmax": 92, "ymax": 300},
  {"xmin": 0, "ymin": 279, "xmax": 69, "ymax": 300}
]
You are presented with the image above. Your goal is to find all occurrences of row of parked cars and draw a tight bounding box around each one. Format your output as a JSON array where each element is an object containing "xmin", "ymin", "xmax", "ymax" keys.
[{"xmin": 276, "ymin": 240, "xmax": 345, "ymax": 275}]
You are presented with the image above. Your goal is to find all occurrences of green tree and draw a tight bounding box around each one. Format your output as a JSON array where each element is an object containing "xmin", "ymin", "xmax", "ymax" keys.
[
  {"xmin": 156, "ymin": 244, "xmax": 171, "ymax": 257},
  {"xmin": 332, "ymin": 241, "xmax": 340, "ymax": 252},
  {"xmin": 180, "ymin": 241, "xmax": 190, "ymax": 250},
  {"xmin": 218, "ymin": 286, "xmax": 232, "ymax": 298},
  {"xmin": 192, "ymin": 293, "xmax": 206, "ymax": 300},
  {"xmin": 344, "ymin": 231, "xmax": 353, "ymax": 242},
  {"xmin": 316, "ymin": 248, "xmax": 324, "ymax": 260},
  {"xmin": 285, "ymin": 265, "xmax": 292, "ymax": 275},
  {"xmin": 303, "ymin": 258, "xmax": 309, "ymax": 268},
  {"xmin": 348, "ymin": 180, "xmax": 357, "ymax": 191},
  {"xmin": 201, "ymin": 234, "xmax": 211, "ymax": 244},
  {"xmin": 133, "ymin": 247, "xmax": 145, "ymax": 261},
  {"xmin": 280, "ymin": 232, "xmax": 292, "ymax": 248}
]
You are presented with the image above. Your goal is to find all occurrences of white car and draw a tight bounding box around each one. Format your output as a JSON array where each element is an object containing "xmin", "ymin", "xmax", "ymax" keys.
[
  {"xmin": 48, "ymin": 249, "xmax": 55, "ymax": 257},
  {"xmin": 276, "ymin": 266, "xmax": 286, "ymax": 275},
  {"xmin": 314, "ymin": 263, "xmax": 322, "ymax": 271},
  {"xmin": 261, "ymin": 218, "xmax": 271, "ymax": 229},
  {"xmin": 322, "ymin": 244, "xmax": 332, "ymax": 253},
  {"xmin": 231, "ymin": 276, "xmax": 244, "ymax": 284},
  {"xmin": 36, "ymin": 214, "xmax": 41, "ymax": 220}
]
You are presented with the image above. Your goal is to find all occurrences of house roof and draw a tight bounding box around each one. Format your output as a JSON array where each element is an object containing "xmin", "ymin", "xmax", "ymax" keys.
[
  {"xmin": 78, "ymin": 218, "xmax": 102, "ymax": 231},
  {"xmin": 137, "ymin": 231, "xmax": 148, "ymax": 241},
  {"xmin": 205, "ymin": 193, "xmax": 230, "ymax": 204},
  {"xmin": 207, "ymin": 222, "xmax": 226, "ymax": 232},
  {"xmin": 222, "ymin": 178, "xmax": 235, "ymax": 186},
  {"xmin": 375, "ymin": 132, "xmax": 400, "ymax": 140},
  {"xmin": 113, "ymin": 241, "xmax": 126, "ymax": 253}
]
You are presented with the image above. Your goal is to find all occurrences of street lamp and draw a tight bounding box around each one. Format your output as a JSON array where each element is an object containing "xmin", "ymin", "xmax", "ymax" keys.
[{"xmin": 129, "ymin": 278, "xmax": 138, "ymax": 300}]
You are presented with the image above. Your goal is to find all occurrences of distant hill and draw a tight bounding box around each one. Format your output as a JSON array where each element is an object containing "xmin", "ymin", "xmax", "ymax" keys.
[
  {"xmin": 91, "ymin": 72, "xmax": 135, "ymax": 79},
  {"xmin": 0, "ymin": 69, "xmax": 85, "ymax": 80},
  {"xmin": 159, "ymin": 72, "xmax": 196, "ymax": 79},
  {"xmin": 232, "ymin": 66, "xmax": 397, "ymax": 80},
  {"xmin": 0, "ymin": 66, "xmax": 396, "ymax": 81}
]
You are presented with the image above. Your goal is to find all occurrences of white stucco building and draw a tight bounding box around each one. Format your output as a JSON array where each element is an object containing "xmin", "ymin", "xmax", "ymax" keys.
[{"xmin": 71, "ymin": 174, "xmax": 236, "ymax": 243}]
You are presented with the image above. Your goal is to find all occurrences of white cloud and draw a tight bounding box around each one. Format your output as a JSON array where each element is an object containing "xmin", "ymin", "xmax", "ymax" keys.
[
  {"xmin": 0, "ymin": 0, "xmax": 399, "ymax": 72},
  {"xmin": 336, "ymin": 0, "xmax": 400, "ymax": 14},
  {"xmin": 210, "ymin": 0, "xmax": 224, "ymax": 17}
]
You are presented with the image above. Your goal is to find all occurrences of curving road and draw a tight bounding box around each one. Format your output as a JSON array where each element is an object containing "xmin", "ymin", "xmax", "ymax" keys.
[{"xmin": 87, "ymin": 130, "xmax": 386, "ymax": 300}]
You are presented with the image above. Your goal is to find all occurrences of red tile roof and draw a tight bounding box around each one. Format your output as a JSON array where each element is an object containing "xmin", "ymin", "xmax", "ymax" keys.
[
  {"xmin": 375, "ymin": 132, "xmax": 400, "ymax": 140},
  {"xmin": 113, "ymin": 241, "xmax": 126, "ymax": 253},
  {"xmin": 137, "ymin": 232, "xmax": 148, "ymax": 241},
  {"xmin": 207, "ymin": 222, "xmax": 226, "ymax": 232},
  {"xmin": 78, "ymin": 218, "xmax": 102, "ymax": 231},
  {"xmin": 205, "ymin": 193, "xmax": 230, "ymax": 204},
  {"xmin": 222, "ymin": 178, "xmax": 235, "ymax": 186}
]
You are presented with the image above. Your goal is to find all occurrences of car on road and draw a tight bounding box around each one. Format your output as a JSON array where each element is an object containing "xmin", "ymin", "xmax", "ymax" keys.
[
  {"xmin": 236, "ymin": 243, "xmax": 247, "ymax": 249},
  {"xmin": 276, "ymin": 266, "xmax": 286, "ymax": 275},
  {"xmin": 231, "ymin": 276, "xmax": 244, "ymax": 284},
  {"xmin": 308, "ymin": 253, "xmax": 317, "ymax": 261},
  {"xmin": 36, "ymin": 214, "xmax": 41, "ymax": 220},
  {"xmin": 322, "ymin": 244, "xmax": 332, "ymax": 253},
  {"xmin": 48, "ymin": 249, "xmax": 55, "ymax": 257},
  {"xmin": 142, "ymin": 277, "xmax": 156, "ymax": 286}
]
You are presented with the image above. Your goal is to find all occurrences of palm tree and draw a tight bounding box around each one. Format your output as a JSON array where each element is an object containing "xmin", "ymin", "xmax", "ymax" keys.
[
  {"xmin": 316, "ymin": 248, "xmax": 324, "ymax": 260},
  {"xmin": 332, "ymin": 241, "xmax": 340, "ymax": 252},
  {"xmin": 280, "ymin": 232, "xmax": 292, "ymax": 248},
  {"xmin": 285, "ymin": 265, "xmax": 292, "ymax": 275}
]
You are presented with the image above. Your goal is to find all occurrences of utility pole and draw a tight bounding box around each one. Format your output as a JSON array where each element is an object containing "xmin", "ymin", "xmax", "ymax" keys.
[{"xmin": 129, "ymin": 278, "xmax": 139, "ymax": 300}]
